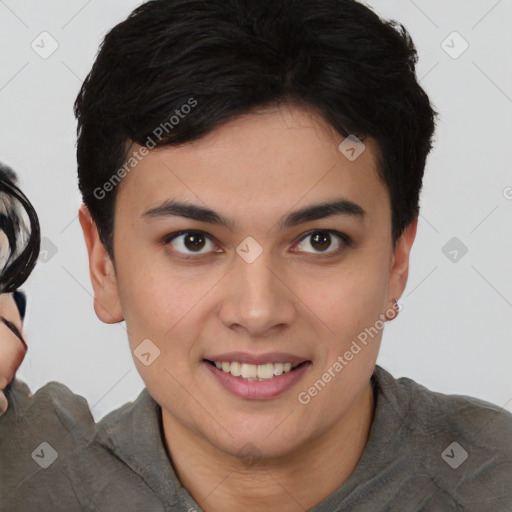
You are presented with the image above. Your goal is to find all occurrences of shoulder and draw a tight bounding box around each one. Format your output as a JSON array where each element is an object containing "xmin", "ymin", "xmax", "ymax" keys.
[
  {"xmin": 0, "ymin": 378, "xmax": 96, "ymax": 509},
  {"xmin": 422, "ymin": 385, "xmax": 512, "ymax": 507},
  {"xmin": 374, "ymin": 365, "xmax": 512, "ymax": 445},
  {"xmin": 1, "ymin": 377, "xmax": 95, "ymax": 436},
  {"xmin": 395, "ymin": 372, "xmax": 512, "ymax": 451},
  {"xmin": 374, "ymin": 366, "xmax": 512, "ymax": 507}
]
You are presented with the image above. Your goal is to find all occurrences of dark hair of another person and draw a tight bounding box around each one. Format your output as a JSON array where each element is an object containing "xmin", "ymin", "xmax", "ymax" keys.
[
  {"xmin": 74, "ymin": 0, "xmax": 438, "ymax": 261},
  {"xmin": 0, "ymin": 162, "xmax": 41, "ymax": 295}
]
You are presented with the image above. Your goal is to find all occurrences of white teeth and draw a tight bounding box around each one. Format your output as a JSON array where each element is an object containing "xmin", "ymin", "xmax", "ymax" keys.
[
  {"xmin": 230, "ymin": 361, "xmax": 242, "ymax": 377},
  {"xmin": 210, "ymin": 360, "xmax": 301, "ymax": 380},
  {"xmin": 273, "ymin": 363, "xmax": 284, "ymax": 376},
  {"xmin": 257, "ymin": 363, "xmax": 274, "ymax": 380},
  {"xmin": 241, "ymin": 363, "xmax": 257, "ymax": 379}
]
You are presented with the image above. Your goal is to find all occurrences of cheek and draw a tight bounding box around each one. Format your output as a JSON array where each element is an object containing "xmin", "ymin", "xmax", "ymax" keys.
[
  {"xmin": 0, "ymin": 327, "xmax": 26, "ymax": 388},
  {"xmin": 303, "ymin": 258, "xmax": 389, "ymax": 329},
  {"xmin": 115, "ymin": 255, "xmax": 213, "ymax": 360},
  {"xmin": 116, "ymin": 267, "xmax": 201, "ymax": 398}
]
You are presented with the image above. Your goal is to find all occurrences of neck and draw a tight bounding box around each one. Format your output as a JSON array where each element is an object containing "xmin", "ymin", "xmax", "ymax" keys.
[{"xmin": 162, "ymin": 381, "xmax": 375, "ymax": 512}]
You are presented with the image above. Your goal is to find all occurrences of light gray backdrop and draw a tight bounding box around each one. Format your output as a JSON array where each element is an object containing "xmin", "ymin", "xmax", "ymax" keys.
[{"xmin": 1, "ymin": 0, "xmax": 511, "ymax": 421}]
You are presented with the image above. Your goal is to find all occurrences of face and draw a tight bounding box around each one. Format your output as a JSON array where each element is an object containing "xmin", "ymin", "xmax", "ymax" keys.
[{"xmin": 80, "ymin": 104, "xmax": 416, "ymax": 461}]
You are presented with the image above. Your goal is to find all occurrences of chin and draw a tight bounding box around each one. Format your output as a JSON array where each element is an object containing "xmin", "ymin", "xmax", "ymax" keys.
[
  {"xmin": 219, "ymin": 438, "xmax": 300, "ymax": 465},
  {"xmin": 209, "ymin": 422, "xmax": 308, "ymax": 463}
]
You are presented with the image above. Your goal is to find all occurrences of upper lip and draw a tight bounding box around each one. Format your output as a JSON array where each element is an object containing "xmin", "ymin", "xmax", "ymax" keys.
[{"xmin": 204, "ymin": 352, "xmax": 309, "ymax": 365}]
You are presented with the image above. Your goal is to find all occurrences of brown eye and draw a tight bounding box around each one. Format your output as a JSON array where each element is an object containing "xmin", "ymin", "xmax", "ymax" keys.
[
  {"xmin": 310, "ymin": 232, "xmax": 331, "ymax": 251},
  {"xmin": 165, "ymin": 231, "xmax": 217, "ymax": 257},
  {"xmin": 183, "ymin": 232, "xmax": 206, "ymax": 252},
  {"xmin": 294, "ymin": 230, "xmax": 350, "ymax": 256}
]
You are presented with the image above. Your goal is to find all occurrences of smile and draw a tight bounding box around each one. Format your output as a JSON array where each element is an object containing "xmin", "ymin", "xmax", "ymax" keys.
[
  {"xmin": 203, "ymin": 358, "xmax": 312, "ymax": 399},
  {"xmin": 206, "ymin": 360, "xmax": 304, "ymax": 381}
]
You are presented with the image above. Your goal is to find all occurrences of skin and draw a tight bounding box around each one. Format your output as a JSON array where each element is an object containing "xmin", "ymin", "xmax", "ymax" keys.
[
  {"xmin": 0, "ymin": 293, "xmax": 26, "ymax": 415},
  {"xmin": 79, "ymin": 103, "xmax": 417, "ymax": 511}
]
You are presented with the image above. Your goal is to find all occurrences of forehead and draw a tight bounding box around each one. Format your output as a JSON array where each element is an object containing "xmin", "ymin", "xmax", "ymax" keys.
[{"xmin": 115, "ymin": 105, "xmax": 389, "ymax": 228}]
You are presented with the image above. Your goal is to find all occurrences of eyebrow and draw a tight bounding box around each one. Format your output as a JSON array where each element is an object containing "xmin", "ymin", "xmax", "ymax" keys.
[{"xmin": 142, "ymin": 198, "xmax": 366, "ymax": 231}]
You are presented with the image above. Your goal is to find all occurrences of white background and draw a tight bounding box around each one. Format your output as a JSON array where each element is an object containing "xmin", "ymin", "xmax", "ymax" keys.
[{"xmin": 1, "ymin": 0, "xmax": 511, "ymax": 421}]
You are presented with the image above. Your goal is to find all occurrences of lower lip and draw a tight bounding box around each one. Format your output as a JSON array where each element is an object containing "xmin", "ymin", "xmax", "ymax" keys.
[{"xmin": 203, "ymin": 361, "xmax": 311, "ymax": 400}]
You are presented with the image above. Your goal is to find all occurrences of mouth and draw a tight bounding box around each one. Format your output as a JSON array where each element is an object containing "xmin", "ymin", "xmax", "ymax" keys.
[
  {"xmin": 202, "ymin": 357, "xmax": 312, "ymax": 400},
  {"xmin": 203, "ymin": 359, "xmax": 308, "ymax": 381}
]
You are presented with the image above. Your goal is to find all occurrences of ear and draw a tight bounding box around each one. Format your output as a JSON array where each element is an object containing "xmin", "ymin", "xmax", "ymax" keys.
[
  {"xmin": 387, "ymin": 216, "xmax": 418, "ymax": 308},
  {"xmin": 78, "ymin": 204, "xmax": 124, "ymax": 324}
]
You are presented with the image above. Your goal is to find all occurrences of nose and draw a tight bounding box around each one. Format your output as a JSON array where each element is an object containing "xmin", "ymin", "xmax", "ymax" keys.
[{"xmin": 218, "ymin": 248, "xmax": 297, "ymax": 337}]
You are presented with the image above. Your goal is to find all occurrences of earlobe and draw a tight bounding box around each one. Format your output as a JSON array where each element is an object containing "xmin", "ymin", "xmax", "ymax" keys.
[{"xmin": 78, "ymin": 204, "xmax": 124, "ymax": 324}]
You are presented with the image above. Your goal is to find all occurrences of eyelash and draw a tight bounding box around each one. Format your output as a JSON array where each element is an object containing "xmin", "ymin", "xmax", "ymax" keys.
[{"xmin": 162, "ymin": 229, "xmax": 352, "ymax": 260}]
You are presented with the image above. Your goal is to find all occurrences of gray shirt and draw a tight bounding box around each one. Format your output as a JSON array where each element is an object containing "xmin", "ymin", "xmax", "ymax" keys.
[{"xmin": 1, "ymin": 364, "xmax": 511, "ymax": 511}]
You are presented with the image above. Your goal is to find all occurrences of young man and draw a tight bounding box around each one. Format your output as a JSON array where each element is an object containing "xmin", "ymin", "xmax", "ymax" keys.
[{"xmin": 1, "ymin": 1, "xmax": 511, "ymax": 510}]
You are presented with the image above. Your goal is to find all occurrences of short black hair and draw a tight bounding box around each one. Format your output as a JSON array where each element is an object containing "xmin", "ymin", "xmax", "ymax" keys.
[
  {"xmin": 0, "ymin": 162, "xmax": 41, "ymax": 293},
  {"xmin": 74, "ymin": 0, "xmax": 438, "ymax": 259}
]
